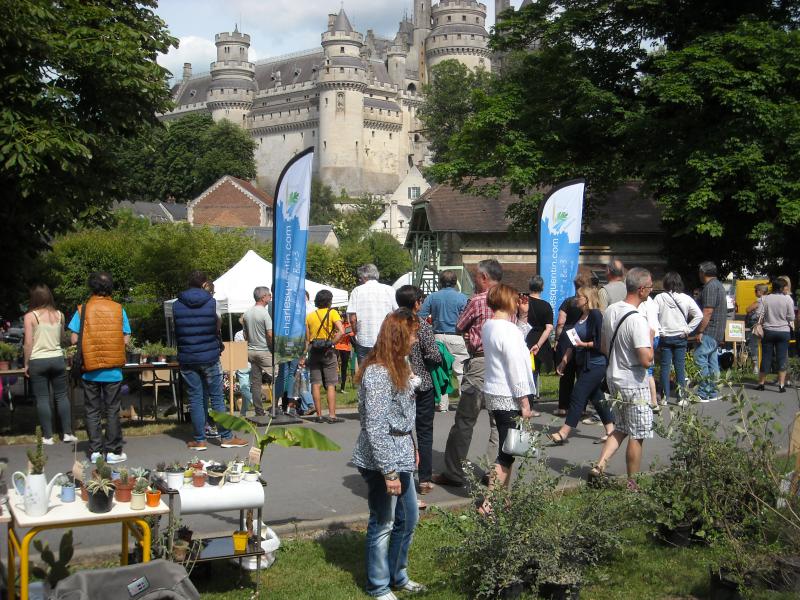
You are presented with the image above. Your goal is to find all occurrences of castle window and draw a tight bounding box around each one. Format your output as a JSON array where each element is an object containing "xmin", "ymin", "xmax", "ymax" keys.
[
  {"xmin": 476, "ymin": 17, "xmax": 480, "ymax": 23},
  {"xmin": 399, "ymin": 220, "xmax": 404, "ymax": 227},
  {"xmin": 443, "ymin": 34, "xmax": 447, "ymax": 39},
  {"xmin": 325, "ymin": 97, "xmax": 329, "ymax": 105},
  {"xmin": 462, "ymin": 15, "xmax": 466, "ymax": 21},
  {"xmin": 471, "ymin": 34, "xmax": 475, "ymax": 39},
  {"xmin": 189, "ymin": 89, "xmax": 196, "ymax": 97},
  {"xmin": 324, "ymin": 140, "xmax": 327, "ymax": 149},
  {"xmin": 383, "ymin": 220, "xmax": 388, "ymax": 229},
  {"xmin": 340, "ymin": 46, "xmax": 345, "ymax": 53},
  {"xmin": 312, "ymin": 130, "xmax": 315, "ymax": 137},
  {"xmin": 457, "ymin": 34, "xmax": 461, "ymax": 39},
  {"xmin": 408, "ymin": 187, "xmax": 421, "ymax": 199},
  {"xmin": 447, "ymin": 15, "xmax": 451, "ymax": 21},
  {"xmin": 340, "ymin": 67, "xmax": 344, "ymax": 73},
  {"xmin": 260, "ymin": 137, "xmax": 262, "ymax": 143},
  {"xmin": 389, "ymin": 133, "xmax": 393, "ymax": 139},
  {"xmin": 283, "ymin": 134, "xmax": 286, "ymax": 141},
  {"xmin": 233, "ymin": 88, "xmax": 237, "ymax": 93},
  {"xmin": 225, "ymin": 46, "xmax": 230, "ymax": 53},
  {"xmin": 372, "ymin": 130, "xmax": 375, "ymax": 137}
]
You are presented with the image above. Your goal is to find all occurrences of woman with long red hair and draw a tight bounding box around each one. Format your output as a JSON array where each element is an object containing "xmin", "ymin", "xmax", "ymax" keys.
[{"xmin": 351, "ymin": 309, "xmax": 427, "ymax": 599}]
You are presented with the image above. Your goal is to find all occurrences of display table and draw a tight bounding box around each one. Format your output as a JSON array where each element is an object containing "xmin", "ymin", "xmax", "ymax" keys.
[
  {"xmin": 6, "ymin": 487, "xmax": 169, "ymax": 600},
  {"xmin": 157, "ymin": 477, "xmax": 266, "ymax": 596},
  {"xmin": 121, "ymin": 363, "xmax": 184, "ymax": 422}
]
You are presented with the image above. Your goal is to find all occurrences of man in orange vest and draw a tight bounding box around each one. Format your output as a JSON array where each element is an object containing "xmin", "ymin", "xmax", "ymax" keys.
[{"xmin": 68, "ymin": 272, "xmax": 130, "ymax": 464}]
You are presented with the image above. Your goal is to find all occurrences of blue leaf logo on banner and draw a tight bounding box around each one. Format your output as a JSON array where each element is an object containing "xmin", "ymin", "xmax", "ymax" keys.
[
  {"xmin": 273, "ymin": 148, "xmax": 315, "ymax": 364},
  {"xmin": 538, "ymin": 180, "xmax": 586, "ymax": 325}
]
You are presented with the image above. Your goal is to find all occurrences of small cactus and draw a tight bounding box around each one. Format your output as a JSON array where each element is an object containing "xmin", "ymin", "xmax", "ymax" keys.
[
  {"xmin": 31, "ymin": 530, "xmax": 73, "ymax": 588},
  {"xmin": 27, "ymin": 426, "xmax": 47, "ymax": 475}
]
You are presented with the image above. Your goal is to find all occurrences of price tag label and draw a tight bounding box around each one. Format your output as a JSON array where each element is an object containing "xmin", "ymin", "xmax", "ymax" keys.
[
  {"xmin": 72, "ymin": 460, "xmax": 84, "ymax": 482},
  {"xmin": 248, "ymin": 446, "xmax": 261, "ymax": 466}
]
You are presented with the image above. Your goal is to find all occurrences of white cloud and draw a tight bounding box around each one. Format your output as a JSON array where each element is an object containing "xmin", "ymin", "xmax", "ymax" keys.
[{"xmin": 158, "ymin": 35, "xmax": 216, "ymax": 81}]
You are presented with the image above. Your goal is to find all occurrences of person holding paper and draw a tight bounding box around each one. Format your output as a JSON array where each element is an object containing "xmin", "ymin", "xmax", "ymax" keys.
[{"xmin": 549, "ymin": 286, "xmax": 615, "ymax": 445}]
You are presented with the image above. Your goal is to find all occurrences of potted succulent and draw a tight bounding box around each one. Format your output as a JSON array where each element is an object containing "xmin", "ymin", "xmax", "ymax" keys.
[
  {"xmin": 165, "ymin": 462, "xmax": 184, "ymax": 490},
  {"xmin": 189, "ymin": 456, "xmax": 203, "ymax": 471},
  {"xmin": 155, "ymin": 462, "xmax": 167, "ymax": 480},
  {"xmin": 227, "ymin": 460, "xmax": 242, "ymax": 483},
  {"xmin": 58, "ymin": 475, "xmax": 75, "ymax": 503},
  {"xmin": 172, "ymin": 539, "xmax": 190, "ymax": 562},
  {"xmin": 114, "ymin": 468, "xmax": 134, "ymax": 502},
  {"xmin": 206, "ymin": 464, "xmax": 227, "ymax": 486},
  {"xmin": 0, "ymin": 341, "xmax": 19, "ymax": 370},
  {"xmin": 146, "ymin": 485, "xmax": 162, "ymax": 507},
  {"xmin": 192, "ymin": 470, "xmax": 206, "ymax": 487},
  {"xmin": 130, "ymin": 477, "xmax": 148, "ymax": 510},
  {"xmin": 85, "ymin": 477, "xmax": 115, "ymax": 513},
  {"xmin": 125, "ymin": 337, "xmax": 141, "ymax": 365},
  {"xmin": 182, "ymin": 467, "xmax": 194, "ymax": 486},
  {"xmin": 242, "ymin": 465, "xmax": 259, "ymax": 482},
  {"xmin": 176, "ymin": 525, "xmax": 193, "ymax": 543}
]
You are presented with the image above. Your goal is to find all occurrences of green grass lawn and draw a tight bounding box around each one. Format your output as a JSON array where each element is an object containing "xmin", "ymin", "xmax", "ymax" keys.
[{"xmin": 156, "ymin": 511, "xmax": 795, "ymax": 600}]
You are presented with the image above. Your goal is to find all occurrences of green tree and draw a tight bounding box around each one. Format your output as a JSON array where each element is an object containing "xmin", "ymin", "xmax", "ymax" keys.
[
  {"xmin": 423, "ymin": 1, "xmax": 800, "ymax": 275},
  {"xmin": 417, "ymin": 60, "xmax": 492, "ymax": 159},
  {"xmin": 309, "ymin": 178, "xmax": 339, "ymax": 225},
  {"xmin": 0, "ymin": 0, "xmax": 177, "ymax": 314},
  {"xmin": 332, "ymin": 194, "xmax": 385, "ymax": 242},
  {"xmin": 340, "ymin": 233, "xmax": 411, "ymax": 284}
]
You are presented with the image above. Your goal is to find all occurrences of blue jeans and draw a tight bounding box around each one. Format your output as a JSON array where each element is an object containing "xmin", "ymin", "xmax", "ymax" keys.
[
  {"xmin": 659, "ymin": 335, "xmax": 688, "ymax": 401},
  {"xmin": 297, "ymin": 367, "xmax": 314, "ymax": 413},
  {"xmin": 274, "ymin": 359, "xmax": 299, "ymax": 400},
  {"xmin": 693, "ymin": 335, "xmax": 720, "ymax": 398},
  {"xmin": 236, "ymin": 369, "xmax": 252, "ymax": 416},
  {"xmin": 180, "ymin": 362, "xmax": 232, "ymax": 442},
  {"xmin": 360, "ymin": 468, "xmax": 418, "ymax": 597},
  {"xmin": 355, "ymin": 343, "xmax": 372, "ymax": 365},
  {"xmin": 565, "ymin": 360, "xmax": 614, "ymax": 428},
  {"xmin": 760, "ymin": 329, "xmax": 791, "ymax": 373}
]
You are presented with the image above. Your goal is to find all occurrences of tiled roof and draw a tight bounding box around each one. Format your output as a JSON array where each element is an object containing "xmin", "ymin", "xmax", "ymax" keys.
[
  {"xmin": 229, "ymin": 176, "xmax": 274, "ymax": 206},
  {"xmin": 414, "ymin": 181, "xmax": 661, "ymax": 235},
  {"xmin": 364, "ymin": 97, "xmax": 401, "ymax": 111}
]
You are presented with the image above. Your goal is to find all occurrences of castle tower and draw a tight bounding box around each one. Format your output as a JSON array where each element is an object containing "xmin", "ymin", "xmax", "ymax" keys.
[
  {"xmin": 318, "ymin": 8, "xmax": 368, "ymax": 193},
  {"xmin": 207, "ymin": 26, "xmax": 257, "ymax": 127},
  {"xmin": 410, "ymin": 0, "xmax": 432, "ymax": 83},
  {"xmin": 387, "ymin": 33, "xmax": 408, "ymax": 88},
  {"xmin": 426, "ymin": 1, "xmax": 491, "ymax": 76},
  {"xmin": 496, "ymin": 0, "xmax": 512, "ymax": 21}
]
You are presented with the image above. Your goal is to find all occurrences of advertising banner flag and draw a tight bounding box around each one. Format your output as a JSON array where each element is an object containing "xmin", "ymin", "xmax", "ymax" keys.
[
  {"xmin": 272, "ymin": 147, "xmax": 314, "ymax": 363},
  {"xmin": 538, "ymin": 179, "xmax": 586, "ymax": 325}
]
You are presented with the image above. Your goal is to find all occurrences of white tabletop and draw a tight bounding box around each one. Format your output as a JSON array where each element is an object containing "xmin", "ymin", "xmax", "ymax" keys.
[
  {"xmin": 0, "ymin": 505, "xmax": 10, "ymax": 524},
  {"xmin": 8, "ymin": 487, "xmax": 169, "ymax": 528}
]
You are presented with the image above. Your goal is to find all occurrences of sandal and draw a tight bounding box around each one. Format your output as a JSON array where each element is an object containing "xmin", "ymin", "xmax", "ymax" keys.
[
  {"xmin": 554, "ymin": 409, "xmax": 567, "ymax": 417},
  {"xmin": 587, "ymin": 463, "xmax": 606, "ymax": 484},
  {"xmin": 593, "ymin": 434, "xmax": 609, "ymax": 445},
  {"xmin": 546, "ymin": 432, "xmax": 567, "ymax": 446},
  {"xmin": 326, "ymin": 416, "xmax": 345, "ymax": 423}
]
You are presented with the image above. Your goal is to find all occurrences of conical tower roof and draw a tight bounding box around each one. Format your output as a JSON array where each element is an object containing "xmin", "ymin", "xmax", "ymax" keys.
[{"xmin": 333, "ymin": 8, "xmax": 354, "ymax": 33}]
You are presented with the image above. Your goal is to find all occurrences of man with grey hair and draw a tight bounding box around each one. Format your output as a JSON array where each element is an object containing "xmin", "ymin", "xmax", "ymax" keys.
[
  {"xmin": 590, "ymin": 267, "xmax": 654, "ymax": 489},
  {"xmin": 347, "ymin": 264, "xmax": 398, "ymax": 362},
  {"xmin": 242, "ymin": 286, "xmax": 273, "ymax": 416},
  {"xmin": 433, "ymin": 259, "xmax": 502, "ymax": 488},
  {"xmin": 599, "ymin": 257, "xmax": 626, "ymax": 310},
  {"xmin": 694, "ymin": 261, "xmax": 728, "ymax": 400},
  {"xmin": 418, "ymin": 269, "xmax": 469, "ymax": 411}
]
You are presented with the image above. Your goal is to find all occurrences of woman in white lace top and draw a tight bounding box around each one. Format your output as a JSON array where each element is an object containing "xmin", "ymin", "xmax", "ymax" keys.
[{"xmin": 481, "ymin": 284, "xmax": 537, "ymax": 494}]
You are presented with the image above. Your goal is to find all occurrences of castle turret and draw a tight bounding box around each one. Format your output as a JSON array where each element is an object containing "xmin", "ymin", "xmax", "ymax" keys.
[
  {"xmin": 207, "ymin": 26, "xmax": 257, "ymax": 126},
  {"xmin": 182, "ymin": 62, "xmax": 192, "ymax": 81},
  {"xmin": 426, "ymin": 1, "xmax": 491, "ymax": 76},
  {"xmin": 410, "ymin": 0, "xmax": 432, "ymax": 83},
  {"xmin": 318, "ymin": 8, "xmax": 368, "ymax": 193},
  {"xmin": 387, "ymin": 33, "xmax": 408, "ymax": 88},
  {"xmin": 495, "ymin": 0, "xmax": 511, "ymax": 20}
]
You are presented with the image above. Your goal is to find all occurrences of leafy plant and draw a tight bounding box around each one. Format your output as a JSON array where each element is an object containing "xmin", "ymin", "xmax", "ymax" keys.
[
  {"xmin": 166, "ymin": 461, "xmax": 184, "ymax": 473},
  {"xmin": 0, "ymin": 341, "xmax": 19, "ymax": 362},
  {"xmin": 86, "ymin": 478, "xmax": 114, "ymax": 496},
  {"xmin": 209, "ymin": 411, "xmax": 341, "ymax": 471},
  {"xmin": 27, "ymin": 426, "xmax": 47, "ymax": 474},
  {"xmin": 133, "ymin": 477, "xmax": 149, "ymax": 494},
  {"xmin": 31, "ymin": 530, "xmax": 74, "ymax": 589},
  {"xmin": 156, "ymin": 462, "xmax": 167, "ymax": 472},
  {"xmin": 131, "ymin": 467, "xmax": 148, "ymax": 479},
  {"xmin": 117, "ymin": 468, "xmax": 130, "ymax": 485}
]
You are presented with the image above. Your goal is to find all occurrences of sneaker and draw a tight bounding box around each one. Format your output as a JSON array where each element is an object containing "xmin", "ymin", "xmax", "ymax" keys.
[
  {"xmin": 204, "ymin": 425, "xmax": 220, "ymax": 439},
  {"xmin": 393, "ymin": 580, "xmax": 427, "ymax": 594},
  {"xmin": 42, "ymin": 437, "xmax": 55, "ymax": 446},
  {"xmin": 220, "ymin": 436, "xmax": 248, "ymax": 448},
  {"xmin": 62, "ymin": 433, "xmax": 79, "ymax": 443},
  {"xmin": 187, "ymin": 441, "xmax": 208, "ymax": 451},
  {"xmin": 375, "ymin": 593, "xmax": 398, "ymax": 600},
  {"xmin": 699, "ymin": 394, "xmax": 719, "ymax": 403},
  {"xmin": 106, "ymin": 452, "xmax": 127, "ymax": 464},
  {"xmin": 90, "ymin": 451, "xmax": 103, "ymax": 463}
]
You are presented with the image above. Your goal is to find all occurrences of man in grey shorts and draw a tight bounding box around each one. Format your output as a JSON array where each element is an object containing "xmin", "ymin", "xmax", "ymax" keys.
[{"xmin": 590, "ymin": 267, "xmax": 654, "ymax": 489}]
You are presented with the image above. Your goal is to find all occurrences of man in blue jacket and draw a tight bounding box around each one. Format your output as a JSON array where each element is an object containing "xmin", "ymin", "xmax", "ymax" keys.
[{"xmin": 173, "ymin": 271, "xmax": 247, "ymax": 450}]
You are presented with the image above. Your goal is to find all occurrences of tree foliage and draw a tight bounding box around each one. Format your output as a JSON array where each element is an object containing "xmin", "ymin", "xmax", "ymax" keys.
[
  {"xmin": 339, "ymin": 233, "xmax": 412, "ymax": 284},
  {"xmin": 422, "ymin": 1, "xmax": 800, "ymax": 275},
  {"xmin": 116, "ymin": 114, "xmax": 257, "ymax": 202},
  {"xmin": 0, "ymin": 0, "xmax": 177, "ymax": 314},
  {"xmin": 309, "ymin": 177, "xmax": 339, "ymax": 225}
]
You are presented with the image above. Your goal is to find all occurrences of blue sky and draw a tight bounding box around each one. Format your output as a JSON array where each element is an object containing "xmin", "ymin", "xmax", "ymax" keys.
[{"xmin": 155, "ymin": 0, "xmax": 510, "ymax": 82}]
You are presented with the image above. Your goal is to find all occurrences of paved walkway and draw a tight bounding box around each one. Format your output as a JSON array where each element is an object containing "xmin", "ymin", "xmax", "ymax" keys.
[{"xmin": 0, "ymin": 385, "xmax": 797, "ymax": 559}]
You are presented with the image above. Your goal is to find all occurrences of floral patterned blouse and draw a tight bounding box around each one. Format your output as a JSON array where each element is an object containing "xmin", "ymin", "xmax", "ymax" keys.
[
  {"xmin": 408, "ymin": 317, "xmax": 441, "ymax": 391},
  {"xmin": 351, "ymin": 364, "xmax": 417, "ymax": 474}
]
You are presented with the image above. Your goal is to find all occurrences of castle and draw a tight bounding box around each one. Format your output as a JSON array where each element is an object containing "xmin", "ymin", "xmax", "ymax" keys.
[{"xmin": 163, "ymin": 1, "xmax": 497, "ymax": 197}]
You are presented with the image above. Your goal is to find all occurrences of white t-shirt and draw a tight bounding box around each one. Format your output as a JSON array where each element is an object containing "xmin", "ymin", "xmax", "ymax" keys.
[
  {"xmin": 638, "ymin": 296, "xmax": 661, "ymax": 336},
  {"xmin": 481, "ymin": 319, "xmax": 537, "ymax": 400},
  {"xmin": 346, "ymin": 280, "xmax": 398, "ymax": 348},
  {"xmin": 602, "ymin": 301, "xmax": 651, "ymax": 388}
]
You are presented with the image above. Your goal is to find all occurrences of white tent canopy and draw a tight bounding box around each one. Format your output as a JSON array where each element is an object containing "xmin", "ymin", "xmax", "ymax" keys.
[{"xmin": 164, "ymin": 250, "xmax": 348, "ymax": 317}]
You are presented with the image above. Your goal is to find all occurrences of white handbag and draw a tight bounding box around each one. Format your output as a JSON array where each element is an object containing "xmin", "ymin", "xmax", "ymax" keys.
[{"xmin": 502, "ymin": 427, "xmax": 539, "ymax": 458}]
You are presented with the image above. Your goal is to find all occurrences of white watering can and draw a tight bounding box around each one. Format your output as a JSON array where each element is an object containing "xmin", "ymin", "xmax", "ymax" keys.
[{"xmin": 13, "ymin": 471, "xmax": 63, "ymax": 517}]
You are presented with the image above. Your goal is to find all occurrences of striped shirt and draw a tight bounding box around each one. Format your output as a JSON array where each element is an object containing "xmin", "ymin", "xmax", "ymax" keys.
[{"xmin": 456, "ymin": 291, "xmax": 493, "ymax": 355}]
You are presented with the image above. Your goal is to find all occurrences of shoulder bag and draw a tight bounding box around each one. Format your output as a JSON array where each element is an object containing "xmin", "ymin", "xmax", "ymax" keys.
[
  {"xmin": 752, "ymin": 304, "xmax": 765, "ymax": 339},
  {"xmin": 599, "ymin": 310, "xmax": 638, "ymax": 394},
  {"xmin": 310, "ymin": 308, "xmax": 334, "ymax": 351},
  {"xmin": 69, "ymin": 300, "xmax": 89, "ymax": 383}
]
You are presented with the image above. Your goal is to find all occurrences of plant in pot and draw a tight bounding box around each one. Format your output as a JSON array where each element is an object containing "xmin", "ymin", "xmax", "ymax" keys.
[
  {"xmin": 30, "ymin": 530, "xmax": 73, "ymax": 599},
  {"xmin": 85, "ymin": 477, "xmax": 115, "ymax": 513},
  {"xmin": 0, "ymin": 341, "xmax": 19, "ymax": 370},
  {"xmin": 155, "ymin": 462, "xmax": 167, "ymax": 480},
  {"xmin": 125, "ymin": 337, "xmax": 141, "ymax": 365},
  {"xmin": 176, "ymin": 525, "xmax": 193, "ymax": 543},
  {"xmin": 227, "ymin": 460, "xmax": 242, "ymax": 483},
  {"xmin": 165, "ymin": 462, "xmax": 184, "ymax": 490},
  {"xmin": 12, "ymin": 426, "xmax": 63, "ymax": 518},
  {"xmin": 208, "ymin": 410, "xmax": 341, "ymax": 477},
  {"xmin": 114, "ymin": 468, "xmax": 133, "ymax": 502},
  {"xmin": 57, "ymin": 475, "xmax": 75, "ymax": 503},
  {"xmin": 131, "ymin": 477, "xmax": 148, "ymax": 510},
  {"xmin": 182, "ymin": 467, "xmax": 194, "ymax": 486},
  {"xmin": 189, "ymin": 456, "xmax": 203, "ymax": 471},
  {"xmin": 192, "ymin": 470, "xmax": 206, "ymax": 487},
  {"xmin": 242, "ymin": 465, "xmax": 259, "ymax": 482},
  {"xmin": 146, "ymin": 485, "xmax": 162, "ymax": 507},
  {"xmin": 206, "ymin": 464, "xmax": 227, "ymax": 486}
]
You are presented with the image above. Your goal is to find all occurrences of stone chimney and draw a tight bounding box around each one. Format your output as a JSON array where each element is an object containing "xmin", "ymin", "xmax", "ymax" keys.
[
  {"xmin": 182, "ymin": 62, "xmax": 192, "ymax": 80},
  {"xmin": 328, "ymin": 13, "xmax": 336, "ymax": 31}
]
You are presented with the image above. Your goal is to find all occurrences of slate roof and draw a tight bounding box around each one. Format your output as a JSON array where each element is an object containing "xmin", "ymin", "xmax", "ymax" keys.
[
  {"xmin": 412, "ymin": 181, "xmax": 662, "ymax": 235},
  {"xmin": 213, "ymin": 225, "xmax": 337, "ymax": 246},
  {"xmin": 333, "ymin": 8, "xmax": 354, "ymax": 33},
  {"xmin": 114, "ymin": 201, "xmax": 187, "ymax": 223},
  {"xmin": 364, "ymin": 97, "xmax": 401, "ymax": 111},
  {"xmin": 368, "ymin": 60, "xmax": 392, "ymax": 84}
]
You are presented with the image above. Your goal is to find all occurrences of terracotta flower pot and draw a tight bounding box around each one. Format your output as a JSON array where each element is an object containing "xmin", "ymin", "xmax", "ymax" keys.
[
  {"xmin": 192, "ymin": 472, "xmax": 206, "ymax": 487},
  {"xmin": 145, "ymin": 489, "xmax": 161, "ymax": 507},
  {"xmin": 172, "ymin": 540, "xmax": 189, "ymax": 562},
  {"xmin": 80, "ymin": 482, "xmax": 89, "ymax": 501},
  {"xmin": 114, "ymin": 480, "xmax": 134, "ymax": 502}
]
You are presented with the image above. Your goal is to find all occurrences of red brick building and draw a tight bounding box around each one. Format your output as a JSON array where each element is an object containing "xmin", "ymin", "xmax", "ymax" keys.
[{"xmin": 188, "ymin": 176, "xmax": 273, "ymax": 227}]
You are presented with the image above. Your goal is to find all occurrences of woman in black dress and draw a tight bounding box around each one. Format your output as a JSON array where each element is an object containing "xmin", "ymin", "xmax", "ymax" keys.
[
  {"xmin": 553, "ymin": 272, "xmax": 594, "ymax": 415},
  {"xmin": 525, "ymin": 275, "xmax": 553, "ymax": 396}
]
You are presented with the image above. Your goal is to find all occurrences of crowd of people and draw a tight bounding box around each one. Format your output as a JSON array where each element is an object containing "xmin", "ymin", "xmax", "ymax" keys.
[{"xmin": 15, "ymin": 258, "xmax": 799, "ymax": 600}]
